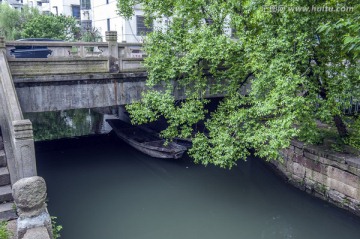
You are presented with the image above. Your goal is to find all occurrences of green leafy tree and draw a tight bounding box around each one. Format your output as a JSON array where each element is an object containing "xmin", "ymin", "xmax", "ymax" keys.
[
  {"xmin": 0, "ymin": 5, "xmax": 39, "ymax": 40},
  {"xmin": 81, "ymin": 27, "xmax": 102, "ymax": 42},
  {"xmin": 0, "ymin": 5, "xmax": 79, "ymax": 41},
  {"xmin": 118, "ymin": 0, "xmax": 360, "ymax": 168},
  {"xmin": 21, "ymin": 14, "xmax": 80, "ymax": 41}
]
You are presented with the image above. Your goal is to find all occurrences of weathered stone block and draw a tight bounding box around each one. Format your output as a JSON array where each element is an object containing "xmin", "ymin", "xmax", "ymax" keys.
[
  {"xmin": 23, "ymin": 227, "xmax": 51, "ymax": 239},
  {"xmin": 13, "ymin": 176, "xmax": 47, "ymax": 218},
  {"xmin": 0, "ymin": 150, "xmax": 6, "ymax": 167},
  {"xmin": 0, "ymin": 167, "xmax": 10, "ymax": 186},
  {"xmin": 294, "ymin": 147, "xmax": 304, "ymax": 156},
  {"xmin": 17, "ymin": 211, "xmax": 52, "ymax": 239},
  {"xmin": 327, "ymin": 177, "xmax": 358, "ymax": 199},
  {"xmin": 0, "ymin": 137, "xmax": 3, "ymax": 150},
  {"xmin": 327, "ymin": 166, "xmax": 359, "ymax": 189},
  {"xmin": 291, "ymin": 140, "xmax": 304, "ymax": 149},
  {"xmin": 302, "ymin": 156, "xmax": 326, "ymax": 174},
  {"xmin": 310, "ymin": 170, "xmax": 327, "ymax": 185},
  {"xmin": 348, "ymin": 166, "xmax": 360, "ymax": 177},
  {"xmin": 346, "ymin": 157, "xmax": 360, "ymax": 169},
  {"xmin": 328, "ymin": 190, "xmax": 345, "ymax": 204},
  {"xmin": 293, "ymin": 153, "xmax": 305, "ymax": 164},
  {"xmin": 292, "ymin": 162, "xmax": 306, "ymax": 178},
  {"xmin": 304, "ymin": 151, "xmax": 319, "ymax": 161}
]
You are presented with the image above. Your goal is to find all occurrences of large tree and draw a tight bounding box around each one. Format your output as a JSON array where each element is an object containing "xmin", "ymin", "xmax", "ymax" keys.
[
  {"xmin": 21, "ymin": 14, "xmax": 80, "ymax": 41},
  {"xmin": 0, "ymin": 4, "xmax": 39, "ymax": 40},
  {"xmin": 117, "ymin": 0, "xmax": 360, "ymax": 168},
  {"xmin": 0, "ymin": 4, "xmax": 79, "ymax": 41}
]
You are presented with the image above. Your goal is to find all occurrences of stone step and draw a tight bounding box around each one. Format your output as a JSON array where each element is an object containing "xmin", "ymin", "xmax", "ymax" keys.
[
  {"xmin": 0, "ymin": 167, "xmax": 10, "ymax": 187},
  {"xmin": 0, "ymin": 202, "xmax": 17, "ymax": 221},
  {"xmin": 0, "ymin": 136, "xmax": 3, "ymax": 150},
  {"xmin": 0, "ymin": 185, "xmax": 12, "ymax": 203},
  {"xmin": 0, "ymin": 150, "xmax": 6, "ymax": 167}
]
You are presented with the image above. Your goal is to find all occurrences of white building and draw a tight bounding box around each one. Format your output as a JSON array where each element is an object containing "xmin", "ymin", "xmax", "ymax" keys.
[
  {"xmin": 19, "ymin": 0, "xmax": 80, "ymax": 18},
  {"xmin": 1, "ymin": 0, "xmax": 24, "ymax": 10},
  {"xmin": 90, "ymin": 1, "xmax": 154, "ymax": 43},
  {"xmin": 49, "ymin": 0, "xmax": 80, "ymax": 18}
]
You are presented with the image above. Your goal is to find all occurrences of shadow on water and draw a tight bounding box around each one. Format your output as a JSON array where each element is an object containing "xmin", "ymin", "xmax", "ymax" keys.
[{"xmin": 36, "ymin": 134, "xmax": 360, "ymax": 239}]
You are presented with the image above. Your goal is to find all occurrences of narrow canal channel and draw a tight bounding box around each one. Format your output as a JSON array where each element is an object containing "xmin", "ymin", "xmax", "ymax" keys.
[{"xmin": 35, "ymin": 134, "xmax": 360, "ymax": 239}]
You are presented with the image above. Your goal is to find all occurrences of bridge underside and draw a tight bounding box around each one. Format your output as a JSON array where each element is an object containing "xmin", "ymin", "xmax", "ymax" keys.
[
  {"xmin": 14, "ymin": 72, "xmax": 148, "ymax": 113},
  {"xmin": 14, "ymin": 72, "xmax": 228, "ymax": 113}
]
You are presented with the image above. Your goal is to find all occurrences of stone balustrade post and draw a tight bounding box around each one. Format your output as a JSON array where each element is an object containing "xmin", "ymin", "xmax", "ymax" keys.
[
  {"xmin": 0, "ymin": 36, "xmax": 5, "ymax": 48},
  {"xmin": 106, "ymin": 31, "xmax": 120, "ymax": 73},
  {"xmin": 0, "ymin": 36, "xmax": 5, "ymax": 55},
  {"xmin": 12, "ymin": 120, "xmax": 37, "ymax": 180},
  {"xmin": 13, "ymin": 176, "xmax": 53, "ymax": 239}
]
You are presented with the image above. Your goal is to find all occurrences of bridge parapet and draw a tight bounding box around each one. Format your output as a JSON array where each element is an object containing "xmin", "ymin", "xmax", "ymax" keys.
[
  {"xmin": 0, "ymin": 37, "xmax": 37, "ymax": 184},
  {"xmin": 4, "ymin": 31, "xmax": 146, "ymax": 76}
]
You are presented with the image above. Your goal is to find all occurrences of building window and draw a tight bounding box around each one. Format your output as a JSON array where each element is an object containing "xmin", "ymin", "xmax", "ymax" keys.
[
  {"xmin": 136, "ymin": 16, "xmax": 153, "ymax": 36},
  {"xmin": 107, "ymin": 19, "xmax": 110, "ymax": 31},
  {"xmin": 80, "ymin": 0, "xmax": 91, "ymax": 10},
  {"xmin": 37, "ymin": 1, "xmax": 42, "ymax": 6},
  {"xmin": 72, "ymin": 5, "xmax": 80, "ymax": 19},
  {"xmin": 106, "ymin": 0, "xmax": 109, "ymax": 4},
  {"xmin": 81, "ymin": 20, "xmax": 92, "ymax": 31}
]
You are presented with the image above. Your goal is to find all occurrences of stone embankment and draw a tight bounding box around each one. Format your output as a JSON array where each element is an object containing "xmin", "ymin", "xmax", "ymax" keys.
[{"xmin": 270, "ymin": 140, "xmax": 360, "ymax": 216}]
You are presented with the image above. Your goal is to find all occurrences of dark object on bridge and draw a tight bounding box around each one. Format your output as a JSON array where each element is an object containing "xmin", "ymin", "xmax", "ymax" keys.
[
  {"xmin": 106, "ymin": 119, "xmax": 187, "ymax": 159},
  {"xmin": 10, "ymin": 38, "xmax": 62, "ymax": 58}
]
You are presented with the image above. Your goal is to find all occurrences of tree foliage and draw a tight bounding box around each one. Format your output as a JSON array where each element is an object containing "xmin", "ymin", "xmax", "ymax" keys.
[
  {"xmin": 0, "ymin": 4, "xmax": 79, "ymax": 40},
  {"xmin": 21, "ymin": 14, "xmax": 80, "ymax": 41},
  {"xmin": 117, "ymin": 0, "xmax": 360, "ymax": 168},
  {"xmin": 0, "ymin": 4, "xmax": 39, "ymax": 40}
]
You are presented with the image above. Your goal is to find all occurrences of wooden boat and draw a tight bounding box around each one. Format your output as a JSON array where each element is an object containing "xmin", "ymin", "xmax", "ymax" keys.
[{"xmin": 106, "ymin": 119, "xmax": 187, "ymax": 159}]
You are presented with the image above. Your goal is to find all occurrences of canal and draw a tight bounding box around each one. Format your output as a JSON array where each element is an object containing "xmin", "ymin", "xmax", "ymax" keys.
[{"xmin": 35, "ymin": 134, "xmax": 360, "ymax": 239}]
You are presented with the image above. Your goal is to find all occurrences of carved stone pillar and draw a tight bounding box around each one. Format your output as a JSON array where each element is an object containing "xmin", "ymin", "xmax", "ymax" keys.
[
  {"xmin": 12, "ymin": 120, "xmax": 37, "ymax": 181},
  {"xmin": 106, "ymin": 31, "xmax": 120, "ymax": 73}
]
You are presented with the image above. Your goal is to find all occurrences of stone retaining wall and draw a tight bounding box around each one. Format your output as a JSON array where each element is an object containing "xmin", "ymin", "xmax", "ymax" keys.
[{"xmin": 270, "ymin": 140, "xmax": 360, "ymax": 216}]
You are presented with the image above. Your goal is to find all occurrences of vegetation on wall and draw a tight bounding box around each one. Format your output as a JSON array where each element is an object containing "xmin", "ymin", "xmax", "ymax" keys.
[
  {"xmin": 0, "ymin": 221, "xmax": 11, "ymax": 239},
  {"xmin": 117, "ymin": 0, "xmax": 360, "ymax": 168}
]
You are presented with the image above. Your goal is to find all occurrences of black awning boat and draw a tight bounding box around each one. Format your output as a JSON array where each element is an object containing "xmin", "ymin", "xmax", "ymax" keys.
[{"xmin": 106, "ymin": 119, "xmax": 187, "ymax": 159}]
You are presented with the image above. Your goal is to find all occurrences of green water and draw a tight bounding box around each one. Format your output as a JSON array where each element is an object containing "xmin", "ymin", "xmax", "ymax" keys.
[{"xmin": 36, "ymin": 135, "xmax": 360, "ymax": 239}]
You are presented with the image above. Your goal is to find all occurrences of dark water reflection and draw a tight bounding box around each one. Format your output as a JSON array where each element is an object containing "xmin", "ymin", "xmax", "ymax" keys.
[
  {"xmin": 24, "ymin": 108, "xmax": 113, "ymax": 141},
  {"xmin": 36, "ymin": 135, "xmax": 360, "ymax": 239}
]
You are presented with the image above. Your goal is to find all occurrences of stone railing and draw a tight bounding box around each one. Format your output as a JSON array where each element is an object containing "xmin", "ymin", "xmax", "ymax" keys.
[
  {"xmin": 270, "ymin": 140, "xmax": 360, "ymax": 216},
  {"xmin": 4, "ymin": 31, "xmax": 145, "ymax": 76},
  {"xmin": 0, "ymin": 37, "xmax": 37, "ymax": 184},
  {"xmin": 13, "ymin": 176, "xmax": 53, "ymax": 239}
]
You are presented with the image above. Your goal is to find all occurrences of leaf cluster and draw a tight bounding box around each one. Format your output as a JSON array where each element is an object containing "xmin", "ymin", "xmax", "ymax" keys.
[{"xmin": 119, "ymin": 0, "xmax": 360, "ymax": 168}]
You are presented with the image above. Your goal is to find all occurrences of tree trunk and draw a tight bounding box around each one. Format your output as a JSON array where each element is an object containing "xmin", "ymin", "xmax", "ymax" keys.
[{"xmin": 333, "ymin": 115, "xmax": 349, "ymax": 138}]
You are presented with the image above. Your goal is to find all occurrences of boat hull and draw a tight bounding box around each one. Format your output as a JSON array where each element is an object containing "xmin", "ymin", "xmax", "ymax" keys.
[{"xmin": 107, "ymin": 119, "xmax": 186, "ymax": 159}]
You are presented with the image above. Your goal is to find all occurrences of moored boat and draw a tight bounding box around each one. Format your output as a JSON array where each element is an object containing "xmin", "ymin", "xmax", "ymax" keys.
[{"xmin": 106, "ymin": 119, "xmax": 187, "ymax": 159}]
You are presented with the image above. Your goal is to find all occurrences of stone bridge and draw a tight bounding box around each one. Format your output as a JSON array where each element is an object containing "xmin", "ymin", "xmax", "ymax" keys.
[
  {"xmin": 7, "ymin": 31, "xmax": 148, "ymax": 113},
  {"xmin": 0, "ymin": 31, "xmax": 152, "ymax": 223},
  {"xmin": 0, "ymin": 31, "xmax": 232, "ymax": 222}
]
